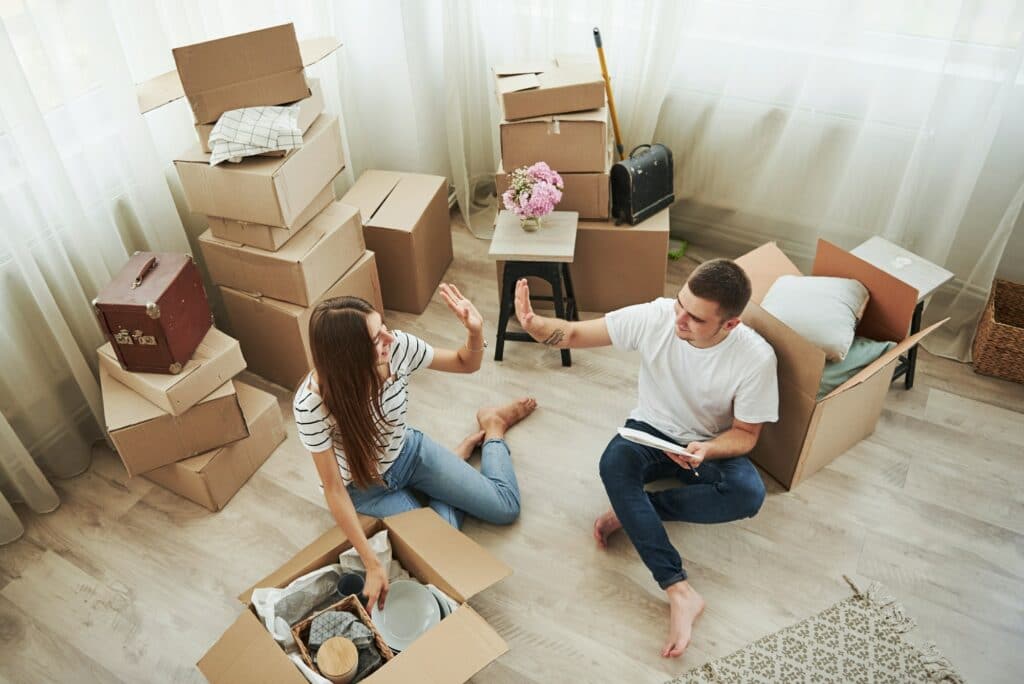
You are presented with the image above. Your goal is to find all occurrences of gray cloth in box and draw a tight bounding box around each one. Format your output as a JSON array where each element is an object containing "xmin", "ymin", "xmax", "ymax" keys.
[{"xmin": 308, "ymin": 610, "xmax": 374, "ymax": 650}]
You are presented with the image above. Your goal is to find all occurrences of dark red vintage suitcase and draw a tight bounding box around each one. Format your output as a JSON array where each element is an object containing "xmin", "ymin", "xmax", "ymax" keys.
[{"xmin": 92, "ymin": 252, "xmax": 213, "ymax": 374}]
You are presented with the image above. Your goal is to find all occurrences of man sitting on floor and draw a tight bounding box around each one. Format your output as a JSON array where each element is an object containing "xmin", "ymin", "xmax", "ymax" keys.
[{"xmin": 514, "ymin": 259, "xmax": 778, "ymax": 658}]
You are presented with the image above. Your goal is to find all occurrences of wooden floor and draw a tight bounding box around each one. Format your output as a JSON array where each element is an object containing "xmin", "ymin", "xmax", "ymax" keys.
[{"xmin": 2, "ymin": 217, "xmax": 1023, "ymax": 683}]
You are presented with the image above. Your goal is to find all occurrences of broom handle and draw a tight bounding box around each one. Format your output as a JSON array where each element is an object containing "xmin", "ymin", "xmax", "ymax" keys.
[{"xmin": 594, "ymin": 27, "xmax": 625, "ymax": 161}]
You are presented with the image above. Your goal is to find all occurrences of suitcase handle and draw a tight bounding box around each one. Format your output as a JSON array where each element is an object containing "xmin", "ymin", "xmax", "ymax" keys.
[
  {"xmin": 131, "ymin": 256, "xmax": 158, "ymax": 289},
  {"xmin": 629, "ymin": 144, "xmax": 652, "ymax": 158}
]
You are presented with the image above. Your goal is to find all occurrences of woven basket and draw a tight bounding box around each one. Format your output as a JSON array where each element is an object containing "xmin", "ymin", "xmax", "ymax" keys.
[
  {"xmin": 972, "ymin": 279, "xmax": 1024, "ymax": 384},
  {"xmin": 291, "ymin": 594, "xmax": 394, "ymax": 676}
]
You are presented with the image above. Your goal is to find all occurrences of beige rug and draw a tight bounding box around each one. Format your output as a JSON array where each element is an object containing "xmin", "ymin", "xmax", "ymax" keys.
[{"xmin": 669, "ymin": 577, "xmax": 965, "ymax": 684}]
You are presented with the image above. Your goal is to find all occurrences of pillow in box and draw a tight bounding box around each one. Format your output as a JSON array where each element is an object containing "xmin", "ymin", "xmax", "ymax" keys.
[
  {"xmin": 817, "ymin": 336, "xmax": 897, "ymax": 399},
  {"xmin": 761, "ymin": 275, "xmax": 870, "ymax": 361}
]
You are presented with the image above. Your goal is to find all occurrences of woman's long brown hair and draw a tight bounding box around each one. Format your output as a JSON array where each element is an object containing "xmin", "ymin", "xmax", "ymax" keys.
[{"xmin": 307, "ymin": 296, "xmax": 390, "ymax": 489}]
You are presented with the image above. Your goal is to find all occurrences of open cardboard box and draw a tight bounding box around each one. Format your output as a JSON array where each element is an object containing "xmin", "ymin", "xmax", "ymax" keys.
[
  {"xmin": 220, "ymin": 251, "xmax": 383, "ymax": 390},
  {"xmin": 494, "ymin": 60, "xmax": 605, "ymax": 121},
  {"xmin": 101, "ymin": 367, "xmax": 248, "ymax": 477},
  {"xmin": 341, "ymin": 171, "xmax": 452, "ymax": 314},
  {"xmin": 195, "ymin": 77, "xmax": 325, "ymax": 154},
  {"xmin": 199, "ymin": 508, "xmax": 511, "ymax": 684},
  {"xmin": 735, "ymin": 240, "xmax": 946, "ymax": 489},
  {"xmin": 500, "ymin": 107, "xmax": 609, "ymax": 174},
  {"xmin": 174, "ymin": 114, "xmax": 345, "ymax": 229},
  {"xmin": 199, "ymin": 201, "xmax": 365, "ymax": 307}
]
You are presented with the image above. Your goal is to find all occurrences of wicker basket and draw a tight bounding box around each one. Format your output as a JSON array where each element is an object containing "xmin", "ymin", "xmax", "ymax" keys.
[
  {"xmin": 291, "ymin": 594, "xmax": 394, "ymax": 677},
  {"xmin": 972, "ymin": 279, "xmax": 1024, "ymax": 384}
]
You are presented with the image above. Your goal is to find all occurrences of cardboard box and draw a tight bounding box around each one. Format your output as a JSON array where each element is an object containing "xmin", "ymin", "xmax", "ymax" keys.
[
  {"xmin": 205, "ymin": 180, "xmax": 337, "ymax": 252},
  {"xmin": 173, "ymin": 23, "xmax": 310, "ymax": 125},
  {"xmin": 341, "ymin": 171, "xmax": 452, "ymax": 314},
  {"xmin": 220, "ymin": 251, "xmax": 383, "ymax": 390},
  {"xmin": 496, "ymin": 209, "xmax": 669, "ymax": 313},
  {"xmin": 97, "ymin": 327, "xmax": 247, "ymax": 416},
  {"xmin": 143, "ymin": 381, "xmax": 285, "ymax": 511},
  {"xmin": 494, "ymin": 61, "xmax": 605, "ymax": 120},
  {"xmin": 496, "ymin": 162, "xmax": 609, "ymax": 220},
  {"xmin": 195, "ymin": 78, "xmax": 325, "ymax": 153},
  {"xmin": 199, "ymin": 508, "xmax": 511, "ymax": 683},
  {"xmin": 174, "ymin": 114, "xmax": 346, "ymax": 228},
  {"xmin": 500, "ymin": 107, "xmax": 609, "ymax": 173},
  {"xmin": 101, "ymin": 367, "xmax": 248, "ymax": 477},
  {"xmin": 199, "ymin": 202, "xmax": 364, "ymax": 306},
  {"xmin": 735, "ymin": 240, "xmax": 947, "ymax": 489}
]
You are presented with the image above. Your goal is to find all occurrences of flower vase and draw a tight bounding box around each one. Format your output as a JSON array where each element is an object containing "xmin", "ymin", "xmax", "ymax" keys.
[{"xmin": 520, "ymin": 216, "xmax": 542, "ymax": 232}]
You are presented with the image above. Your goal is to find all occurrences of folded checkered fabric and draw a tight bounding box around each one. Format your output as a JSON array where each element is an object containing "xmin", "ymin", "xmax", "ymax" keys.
[{"xmin": 208, "ymin": 104, "xmax": 303, "ymax": 166}]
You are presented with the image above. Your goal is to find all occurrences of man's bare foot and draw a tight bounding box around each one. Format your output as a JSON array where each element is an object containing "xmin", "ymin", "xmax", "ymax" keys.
[
  {"xmin": 476, "ymin": 397, "xmax": 537, "ymax": 440},
  {"xmin": 592, "ymin": 509, "xmax": 622, "ymax": 549},
  {"xmin": 662, "ymin": 582, "xmax": 705, "ymax": 658},
  {"xmin": 453, "ymin": 430, "xmax": 485, "ymax": 461}
]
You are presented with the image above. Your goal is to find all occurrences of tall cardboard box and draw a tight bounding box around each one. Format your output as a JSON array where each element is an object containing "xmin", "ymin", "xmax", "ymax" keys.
[
  {"xmin": 735, "ymin": 240, "xmax": 946, "ymax": 489},
  {"xmin": 205, "ymin": 181, "xmax": 337, "ymax": 252},
  {"xmin": 220, "ymin": 251, "xmax": 383, "ymax": 390},
  {"xmin": 195, "ymin": 78, "xmax": 325, "ymax": 153},
  {"xmin": 496, "ymin": 209, "xmax": 669, "ymax": 313},
  {"xmin": 496, "ymin": 161, "xmax": 609, "ymax": 221},
  {"xmin": 174, "ymin": 115, "xmax": 346, "ymax": 228},
  {"xmin": 97, "ymin": 327, "xmax": 247, "ymax": 416},
  {"xmin": 341, "ymin": 171, "xmax": 451, "ymax": 314},
  {"xmin": 101, "ymin": 368, "xmax": 249, "ymax": 477},
  {"xmin": 494, "ymin": 61, "xmax": 605, "ymax": 120},
  {"xmin": 198, "ymin": 202, "xmax": 364, "ymax": 306},
  {"xmin": 499, "ymin": 108, "xmax": 609, "ymax": 173},
  {"xmin": 173, "ymin": 23, "xmax": 310, "ymax": 125},
  {"xmin": 143, "ymin": 381, "xmax": 285, "ymax": 511},
  {"xmin": 199, "ymin": 508, "xmax": 511, "ymax": 683}
]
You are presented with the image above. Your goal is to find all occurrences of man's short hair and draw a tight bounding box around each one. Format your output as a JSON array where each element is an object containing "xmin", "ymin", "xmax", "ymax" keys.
[{"xmin": 686, "ymin": 259, "xmax": 752, "ymax": 319}]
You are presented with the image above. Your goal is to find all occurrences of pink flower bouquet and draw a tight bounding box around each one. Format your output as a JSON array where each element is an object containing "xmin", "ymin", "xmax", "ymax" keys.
[{"xmin": 501, "ymin": 162, "xmax": 564, "ymax": 228}]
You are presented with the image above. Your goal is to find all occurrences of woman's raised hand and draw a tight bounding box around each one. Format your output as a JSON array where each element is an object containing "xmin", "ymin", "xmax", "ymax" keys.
[{"xmin": 439, "ymin": 283, "xmax": 483, "ymax": 335}]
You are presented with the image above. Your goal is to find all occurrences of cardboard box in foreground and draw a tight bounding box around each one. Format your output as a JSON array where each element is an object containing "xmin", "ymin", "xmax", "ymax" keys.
[{"xmin": 199, "ymin": 508, "xmax": 510, "ymax": 683}]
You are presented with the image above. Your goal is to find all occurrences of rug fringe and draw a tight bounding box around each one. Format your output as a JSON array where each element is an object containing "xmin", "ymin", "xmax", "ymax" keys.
[
  {"xmin": 921, "ymin": 641, "xmax": 966, "ymax": 683},
  {"xmin": 842, "ymin": 574, "xmax": 916, "ymax": 633}
]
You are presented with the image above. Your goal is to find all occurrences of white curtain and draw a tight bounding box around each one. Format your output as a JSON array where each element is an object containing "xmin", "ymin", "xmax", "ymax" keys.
[{"xmin": 2, "ymin": 0, "xmax": 1021, "ymax": 543}]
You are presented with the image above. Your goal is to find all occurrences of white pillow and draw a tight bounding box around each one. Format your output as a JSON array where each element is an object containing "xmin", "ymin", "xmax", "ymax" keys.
[{"xmin": 760, "ymin": 275, "xmax": 870, "ymax": 361}]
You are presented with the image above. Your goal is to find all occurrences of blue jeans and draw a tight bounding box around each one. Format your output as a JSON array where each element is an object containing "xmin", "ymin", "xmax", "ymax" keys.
[
  {"xmin": 347, "ymin": 428, "xmax": 521, "ymax": 529},
  {"xmin": 599, "ymin": 419, "xmax": 766, "ymax": 589}
]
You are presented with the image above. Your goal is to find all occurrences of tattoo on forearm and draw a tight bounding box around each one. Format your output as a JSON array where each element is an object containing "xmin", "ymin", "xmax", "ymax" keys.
[{"xmin": 542, "ymin": 329, "xmax": 565, "ymax": 346}]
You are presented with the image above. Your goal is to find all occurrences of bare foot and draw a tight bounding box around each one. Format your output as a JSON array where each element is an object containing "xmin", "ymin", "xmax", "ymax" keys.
[
  {"xmin": 662, "ymin": 582, "xmax": 705, "ymax": 658},
  {"xmin": 592, "ymin": 509, "xmax": 622, "ymax": 549},
  {"xmin": 453, "ymin": 430, "xmax": 485, "ymax": 461},
  {"xmin": 476, "ymin": 397, "xmax": 537, "ymax": 439}
]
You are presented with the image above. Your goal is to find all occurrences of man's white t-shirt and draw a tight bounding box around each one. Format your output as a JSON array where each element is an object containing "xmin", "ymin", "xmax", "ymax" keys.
[
  {"xmin": 605, "ymin": 298, "xmax": 779, "ymax": 445},
  {"xmin": 292, "ymin": 330, "xmax": 434, "ymax": 486}
]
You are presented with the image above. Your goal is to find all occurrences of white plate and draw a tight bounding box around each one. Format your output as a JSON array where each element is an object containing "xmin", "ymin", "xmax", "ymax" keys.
[
  {"xmin": 617, "ymin": 427, "xmax": 694, "ymax": 457},
  {"xmin": 371, "ymin": 580, "xmax": 441, "ymax": 652}
]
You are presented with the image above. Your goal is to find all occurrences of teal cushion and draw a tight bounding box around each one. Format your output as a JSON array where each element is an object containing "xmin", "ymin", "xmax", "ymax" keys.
[{"xmin": 817, "ymin": 336, "xmax": 897, "ymax": 400}]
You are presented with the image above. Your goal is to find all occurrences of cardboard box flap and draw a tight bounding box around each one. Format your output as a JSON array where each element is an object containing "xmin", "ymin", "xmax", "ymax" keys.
[
  {"xmin": 493, "ymin": 62, "xmax": 552, "ymax": 77},
  {"xmin": 138, "ymin": 36, "xmax": 341, "ymax": 115},
  {"xmin": 238, "ymin": 517, "xmax": 380, "ymax": 604},
  {"xmin": 741, "ymin": 301, "xmax": 825, "ymax": 401},
  {"xmin": 173, "ymin": 24, "xmax": 309, "ymax": 124},
  {"xmin": 343, "ymin": 170, "xmax": 403, "ymax": 226},
  {"xmin": 824, "ymin": 319, "xmax": 947, "ymax": 400},
  {"xmin": 100, "ymin": 366, "xmax": 234, "ymax": 431},
  {"xmin": 372, "ymin": 174, "xmax": 445, "ymax": 232},
  {"xmin": 497, "ymin": 72, "xmax": 541, "ymax": 94},
  {"xmin": 542, "ymin": 63, "xmax": 603, "ymax": 86},
  {"xmin": 384, "ymin": 508, "xmax": 511, "ymax": 603},
  {"xmin": 503, "ymin": 107, "xmax": 607, "ymax": 126},
  {"xmin": 364, "ymin": 605, "xmax": 507, "ymax": 684},
  {"xmin": 735, "ymin": 242, "xmax": 802, "ymax": 305},
  {"xmin": 812, "ymin": 239, "xmax": 919, "ymax": 343},
  {"xmin": 197, "ymin": 609, "xmax": 307, "ymax": 684}
]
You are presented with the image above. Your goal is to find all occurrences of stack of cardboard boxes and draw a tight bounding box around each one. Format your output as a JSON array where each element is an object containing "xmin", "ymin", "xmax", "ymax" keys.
[
  {"xmin": 98, "ymin": 328, "xmax": 285, "ymax": 512},
  {"xmin": 171, "ymin": 24, "xmax": 383, "ymax": 391},
  {"xmin": 493, "ymin": 59, "xmax": 670, "ymax": 312}
]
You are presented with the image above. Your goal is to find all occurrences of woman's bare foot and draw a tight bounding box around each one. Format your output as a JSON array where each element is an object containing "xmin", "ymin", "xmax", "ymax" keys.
[
  {"xmin": 662, "ymin": 581, "xmax": 705, "ymax": 658},
  {"xmin": 476, "ymin": 397, "xmax": 537, "ymax": 440},
  {"xmin": 453, "ymin": 430, "xmax": 486, "ymax": 461},
  {"xmin": 593, "ymin": 509, "xmax": 623, "ymax": 549}
]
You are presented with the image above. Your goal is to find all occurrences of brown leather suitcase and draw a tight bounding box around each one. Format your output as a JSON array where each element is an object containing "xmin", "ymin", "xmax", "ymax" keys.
[{"xmin": 93, "ymin": 252, "xmax": 213, "ymax": 374}]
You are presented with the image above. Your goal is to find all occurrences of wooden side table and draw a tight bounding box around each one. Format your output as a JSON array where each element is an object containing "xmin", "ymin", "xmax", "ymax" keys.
[
  {"xmin": 488, "ymin": 211, "xmax": 579, "ymax": 367},
  {"xmin": 851, "ymin": 237, "xmax": 954, "ymax": 389}
]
